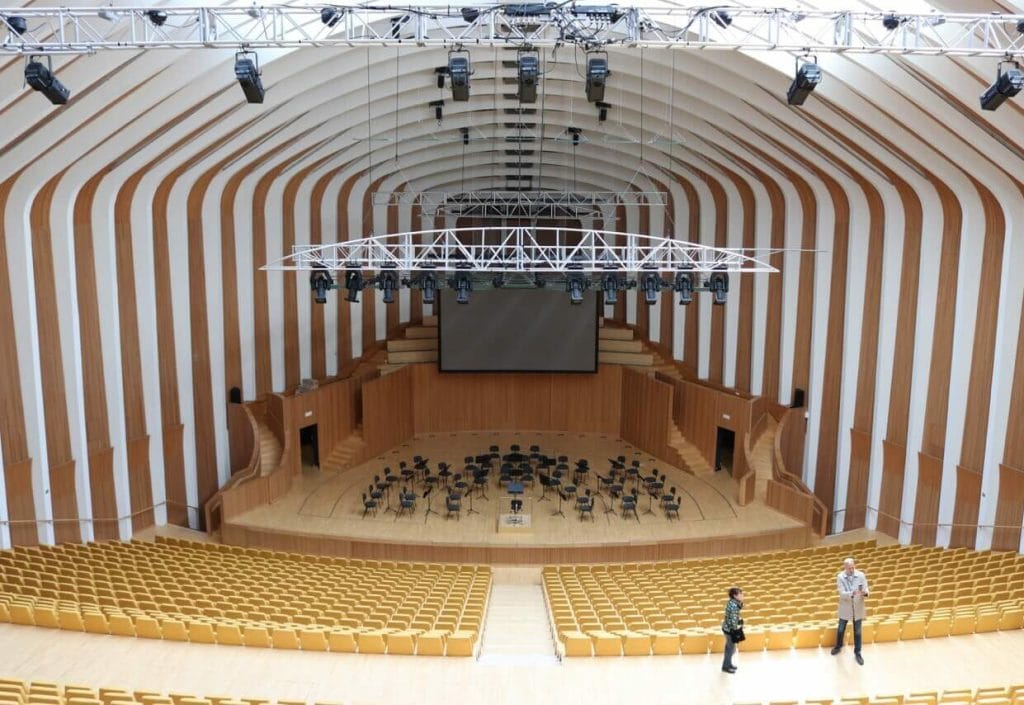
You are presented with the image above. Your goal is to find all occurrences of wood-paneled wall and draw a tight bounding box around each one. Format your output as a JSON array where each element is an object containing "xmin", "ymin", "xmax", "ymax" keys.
[
  {"xmin": 362, "ymin": 367, "xmax": 414, "ymax": 456},
  {"xmin": 619, "ymin": 368, "xmax": 673, "ymax": 461}
]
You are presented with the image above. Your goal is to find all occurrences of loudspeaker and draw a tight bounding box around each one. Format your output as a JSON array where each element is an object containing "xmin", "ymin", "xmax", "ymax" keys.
[
  {"xmin": 791, "ymin": 388, "xmax": 806, "ymax": 409},
  {"xmin": 229, "ymin": 386, "xmax": 242, "ymax": 404}
]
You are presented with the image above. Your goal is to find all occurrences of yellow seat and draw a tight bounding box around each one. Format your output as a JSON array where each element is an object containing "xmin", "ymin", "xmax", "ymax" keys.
[
  {"xmin": 187, "ymin": 622, "xmax": 216, "ymax": 644},
  {"xmin": 618, "ymin": 631, "xmax": 651, "ymax": 656},
  {"xmin": 680, "ymin": 631, "xmax": 710, "ymax": 654},
  {"xmin": 135, "ymin": 617, "xmax": 163, "ymax": 640},
  {"xmin": 82, "ymin": 612, "xmax": 109, "ymax": 635},
  {"xmin": 900, "ymin": 618, "xmax": 926, "ymax": 640},
  {"xmin": 107, "ymin": 614, "xmax": 135, "ymax": 637},
  {"xmin": 925, "ymin": 615, "xmax": 951, "ymax": 638},
  {"xmin": 647, "ymin": 631, "xmax": 680, "ymax": 656},
  {"xmin": 386, "ymin": 631, "xmax": 417, "ymax": 655},
  {"xmin": 57, "ymin": 610, "xmax": 85, "ymax": 632},
  {"xmin": 214, "ymin": 624, "xmax": 244, "ymax": 646},
  {"xmin": 999, "ymin": 609, "xmax": 1023, "ymax": 630},
  {"xmin": 561, "ymin": 631, "xmax": 593, "ymax": 657},
  {"xmin": 160, "ymin": 619, "xmax": 188, "ymax": 641},
  {"xmin": 356, "ymin": 630, "xmax": 388, "ymax": 654},
  {"xmin": 243, "ymin": 626, "xmax": 272, "ymax": 648},
  {"xmin": 8, "ymin": 605, "xmax": 34, "ymax": 626},
  {"xmin": 271, "ymin": 628, "xmax": 301, "ymax": 650},
  {"xmin": 589, "ymin": 630, "xmax": 622, "ymax": 656},
  {"xmin": 445, "ymin": 630, "xmax": 476, "ymax": 657},
  {"xmin": 874, "ymin": 620, "xmax": 902, "ymax": 643},
  {"xmin": 975, "ymin": 611, "xmax": 1001, "ymax": 633},
  {"xmin": 327, "ymin": 630, "xmax": 357, "ymax": 653},
  {"xmin": 32, "ymin": 607, "xmax": 59, "ymax": 629},
  {"xmin": 794, "ymin": 625, "xmax": 824, "ymax": 648},
  {"xmin": 416, "ymin": 630, "xmax": 447, "ymax": 656},
  {"xmin": 298, "ymin": 629, "xmax": 329, "ymax": 651},
  {"xmin": 767, "ymin": 627, "xmax": 794, "ymax": 650}
]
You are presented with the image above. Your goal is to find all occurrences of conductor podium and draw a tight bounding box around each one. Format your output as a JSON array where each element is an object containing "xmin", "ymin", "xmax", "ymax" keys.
[{"xmin": 497, "ymin": 494, "xmax": 533, "ymax": 534}]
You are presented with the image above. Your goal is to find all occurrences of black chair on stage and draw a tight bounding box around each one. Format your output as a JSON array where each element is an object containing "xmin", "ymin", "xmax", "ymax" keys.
[
  {"xmin": 664, "ymin": 492, "xmax": 680, "ymax": 520},
  {"xmin": 621, "ymin": 493, "xmax": 638, "ymax": 520},
  {"xmin": 537, "ymin": 472, "xmax": 553, "ymax": 501},
  {"xmin": 489, "ymin": 445, "xmax": 500, "ymax": 454},
  {"xmin": 519, "ymin": 463, "xmax": 534, "ymax": 487},
  {"xmin": 574, "ymin": 460, "xmax": 590, "ymax": 487},
  {"xmin": 562, "ymin": 482, "xmax": 577, "ymax": 511},
  {"xmin": 499, "ymin": 463, "xmax": 513, "ymax": 486},
  {"xmin": 529, "ymin": 444, "xmax": 540, "ymax": 454},
  {"xmin": 369, "ymin": 482, "xmax": 384, "ymax": 509},
  {"xmin": 661, "ymin": 485, "xmax": 676, "ymax": 509},
  {"xmin": 557, "ymin": 455, "xmax": 569, "ymax": 464},
  {"xmin": 399, "ymin": 461, "xmax": 414, "ymax": 484},
  {"xmin": 437, "ymin": 462, "xmax": 452, "ymax": 488},
  {"xmin": 361, "ymin": 492, "xmax": 377, "ymax": 517},
  {"xmin": 578, "ymin": 490, "xmax": 595, "ymax": 521},
  {"xmin": 396, "ymin": 488, "xmax": 416, "ymax": 518},
  {"xmin": 453, "ymin": 473, "xmax": 469, "ymax": 501},
  {"xmin": 510, "ymin": 444, "xmax": 520, "ymax": 453},
  {"xmin": 446, "ymin": 491, "xmax": 462, "ymax": 520},
  {"xmin": 644, "ymin": 472, "xmax": 663, "ymax": 516},
  {"xmin": 597, "ymin": 473, "xmax": 614, "ymax": 495},
  {"xmin": 472, "ymin": 470, "xmax": 489, "ymax": 501},
  {"xmin": 424, "ymin": 468, "xmax": 439, "ymax": 493}
]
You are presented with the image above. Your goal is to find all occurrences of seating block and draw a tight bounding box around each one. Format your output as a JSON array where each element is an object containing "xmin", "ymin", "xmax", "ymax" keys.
[
  {"xmin": 356, "ymin": 631, "xmax": 388, "ymax": 654},
  {"xmin": 444, "ymin": 630, "xmax": 476, "ymax": 657}
]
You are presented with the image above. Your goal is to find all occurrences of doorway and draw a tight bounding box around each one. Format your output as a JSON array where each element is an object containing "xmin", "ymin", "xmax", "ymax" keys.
[
  {"xmin": 299, "ymin": 424, "xmax": 320, "ymax": 470},
  {"xmin": 715, "ymin": 427, "xmax": 736, "ymax": 475}
]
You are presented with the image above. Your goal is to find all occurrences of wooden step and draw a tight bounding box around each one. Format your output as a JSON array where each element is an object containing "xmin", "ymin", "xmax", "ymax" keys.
[
  {"xmin": 422, "ymin": 315, "xmax": 438, "ymax": 327},
  {"xmin": 388, "ymin": 350, "xmax": 438, "ymax": 364},
  {"xmin": 387, "ymin": 338, "xmax": 439, "ymax": 352},
  {"xmin": 598, "ymin": 351, "xmax": 654, "ymax": 366},
  {"xmin": 598, "ymin": 327, "xmax": 633, "ymax": 341},
  {"xmin": 378, "ymin": 364, "xmax": 408, "ymax": 376},
  {"xmin": 406, "ymin": 326, "xmax": 439, "ymax": 339},
  {"xmin": 598, "ymin": 339, "xmax": 644, "ymax": 353}
]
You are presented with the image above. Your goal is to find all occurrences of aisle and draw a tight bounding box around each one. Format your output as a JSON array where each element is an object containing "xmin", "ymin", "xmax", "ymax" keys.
[{"xmin": 477, "ymin": 584, "xmax": 559, "ymax": 666}]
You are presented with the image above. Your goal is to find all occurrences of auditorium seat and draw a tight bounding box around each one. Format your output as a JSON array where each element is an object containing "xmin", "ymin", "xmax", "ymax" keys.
[
  {"xmin": 0, "ymin": 537, "xmax": 490, "ymax": 658},
  {"xmin": 543, "ymin": 542, "xmax": 1024, "ymax": 657}
]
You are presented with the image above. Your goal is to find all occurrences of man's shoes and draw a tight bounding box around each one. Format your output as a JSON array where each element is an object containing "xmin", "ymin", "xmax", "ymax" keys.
[
  {"xmin": 722, "ymin": 666, "xmax": 737, "ymax": 673},
  {"xmin": 830, "ymin": 647, "xmax": 842, "ymax": 655},
  {"xmin": 855, "ymin": 653, "xmax": 864, "ymax": 666}
]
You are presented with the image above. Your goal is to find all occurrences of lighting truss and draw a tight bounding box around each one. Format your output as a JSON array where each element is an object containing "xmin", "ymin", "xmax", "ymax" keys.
[
  {"xmin": 1, "ymin": 6, "xmax": 1023, "ymax": 56},
  {"xmin": 372, "ymin": 190, "xmax": 667, "ymax": 218},
  {"xmin": 263, "ymin": 227, "xmax": 784, "ymax": 274}
]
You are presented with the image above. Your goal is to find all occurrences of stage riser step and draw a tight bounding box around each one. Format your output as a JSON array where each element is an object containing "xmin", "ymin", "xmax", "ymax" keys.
[
  {"xmin": 388, "ymin": 350, "xmax": 438, "ymax": 364},
  {"xmin": 405, "ymin": 327, "xmax": 439, "ymax": 339},
  {"xmin": 598, "ymin": 351, "xmax": 654, "ymax": 366},
  {"xmin": 598, "ymin": 328, "xmax": 634, "ymax": 341},
  {"xmin": 598, "ymin": 339, "xmax": 644, "ymax": 353},
  {"xmin": 387, "ymin": 338, "xmax": 439, "ymax": 352}
]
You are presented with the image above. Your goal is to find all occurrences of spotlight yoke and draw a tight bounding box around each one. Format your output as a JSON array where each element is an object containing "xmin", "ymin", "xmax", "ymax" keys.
[
  {"xmin": 787, "ymin": 54, "xmax": 822, "ymax": 106},
  {"xmin": 585, "ymin": 51, "xmax": 609, "ymax": 103},
  {"xmin": 24, "ymin": 56, "xmax": 70, "ymax": 105},
  {"xmin": 234, "ymin": 51, "xmax": 265, "ymax": 104},
  {"xmin": 980, "ymin": 59, "xmax": 1023, "ymax": 111}
]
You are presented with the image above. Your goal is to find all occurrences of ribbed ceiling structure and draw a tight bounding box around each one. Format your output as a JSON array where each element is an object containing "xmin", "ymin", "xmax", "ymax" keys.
[{"xmin": 1, "ymin": 1, "xmax": 1024, "ymax": 554}]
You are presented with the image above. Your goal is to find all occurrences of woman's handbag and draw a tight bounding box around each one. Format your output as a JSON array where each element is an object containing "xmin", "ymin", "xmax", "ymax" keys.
[{"xmin": 729, "ymin": 627, "xmax": 746, "ymax": 643}]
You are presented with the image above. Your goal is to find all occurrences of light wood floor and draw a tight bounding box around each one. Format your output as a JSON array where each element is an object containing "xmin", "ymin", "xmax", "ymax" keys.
[
  {"xmin": 2, "ymin": 623, "xmax": 1022, "ymax": 705},
  {"xmin": 232, "ymin": 431, "xmax": 802, "ymax": 547}
]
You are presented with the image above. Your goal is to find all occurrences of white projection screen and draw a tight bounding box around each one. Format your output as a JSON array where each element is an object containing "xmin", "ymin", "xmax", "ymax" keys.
[{"xmin": 438, "ymin": 288, "xmax": 599, "ymax": 372}]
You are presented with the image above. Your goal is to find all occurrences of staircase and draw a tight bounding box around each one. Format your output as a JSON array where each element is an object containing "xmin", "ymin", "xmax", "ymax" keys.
[
  {"xmin": 749, "ymin": 415, "xmax": 778, "ymax": 499},
  {"xmin": 668, "ymin": 423, "xmax": 712, "ymax": 475},
  {"xmin": 477, "ymin": 584, "xmax": 559, "ymax": 666},
  {"xmin": 321, "ymin": 428, "xmax": 366, "ymax": 474},
  {"xmin": 256, "ymin": 422, "xmax": 282, "ymax": 477}
]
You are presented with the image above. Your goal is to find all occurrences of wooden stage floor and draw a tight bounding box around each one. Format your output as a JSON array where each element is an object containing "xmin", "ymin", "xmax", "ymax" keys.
[{"xmin": 225, "ymin": 432, "xmax": 808, "ymax": 562}]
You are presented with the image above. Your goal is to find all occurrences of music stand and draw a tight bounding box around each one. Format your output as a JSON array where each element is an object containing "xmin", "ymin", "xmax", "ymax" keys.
[
  {"xmin": 467, "ymin": 486, "xmax": 480, "ymax": 516},
  {"xmin": 423, "ymin": 486, "xmax": 440, "ymax": 523},
  {"xmin": 552, "ymin": 489, "xmax": 566, "ymax": 519}
]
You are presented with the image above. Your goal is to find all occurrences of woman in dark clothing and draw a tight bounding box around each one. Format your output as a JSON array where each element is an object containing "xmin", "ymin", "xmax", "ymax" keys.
[{"xmin": 721, "ymin": 586, "xmax": 744, "ymax": 673}]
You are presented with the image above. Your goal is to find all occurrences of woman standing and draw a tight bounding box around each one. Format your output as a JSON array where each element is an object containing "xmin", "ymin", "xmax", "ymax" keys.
[{"xmin": 721, "ymin": 586, "xmax": 744, "ymax": 673}]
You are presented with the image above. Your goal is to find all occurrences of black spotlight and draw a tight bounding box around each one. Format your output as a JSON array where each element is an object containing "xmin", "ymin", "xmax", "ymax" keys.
[
  {"xmin": 460, "ymin": 127, "xmax": 470, "ymax": 145},
  {"xmin": 585, "ymin": 53, "xmax": 608, "ymax": 103},
  {"xmin": 461, "ymin": 7, "xmax": 480, "ymax": 23},
  {"xmin": 980, "ymin": 61, "xmax": 1024, "ymax": 111},
  {"xmin": 145, "ymin": 10, "xmax": 168, "ymax": 26},
  {"xmin": 448, "ymin": 52, "xmax": 470, "ymax": 101},
  {"xmin": 517, "ymin": 52, "xmax": 539, "ymax": 103},
  {"xmin": 4, "ymin": 15, "xmax": 28, "ymax": 34},
  {"xmin": 710, "ymin": 10, "xmax": 731, "ymax": 28},
  {"xmin": 234, "ymin": 52, "xmax": 265, "ymax": 104},
  {"xmin": 344, "ymin": 270, "xmax": 365, "ymax": 303},
  {"xmin": 596, "ymin": 101, "xmax": 611, "ymax": 122},
  {"xmin": 420, "ymin": 273, "xmax": 437, "ymax": 304},
  {"xmin": 309, "ymin": 266, "xmax": 335, "ymax": 304},
  {"xmin": 24, "ymin": 57, "xmax": 70, "ymax": 105},
  {"xmin": 566, "ymin": 273, "xmax": 589, "ymax": 304},
  {"xmin": 708, "ymin": 271, "xmax": 729, "ymax": 305},
  {"xmin": 449, "ymin": 272, "xmax": 473, "ymax": 304},
  {"xmin": 787, "ymin": 60, "xmax": 822, "ymax": 106},
  {"xmin": 882, "ymin": 13, "xmax": 902, "ymax": 31},
  {"xmin": 321, "ymin": 7, "xmax": 344, "ymax": 27},
  {"xmin": 377, "ymin": 270, "xmax": 399, "ymax": 304},
  {"xmin": 429, "ymin": 99, "xmax": 444, "ymax": 121},
  {"xmin": 641, "ymin": 273, "xmax": 665, "ymax": 305},
  {"xmin": 673, "ymin": 272, "xmax": 695, "ymax": 305},
  {"xmin": 1017, "ymin": 19, "xmax": 1024, "ymax": 35},
  {"xmin": 601, "ymin": 274, "xmax": 622, "ymax": 304},
  {"xmin": 435, "ymin": 66, "xmax": 447, "ymax": 89}
]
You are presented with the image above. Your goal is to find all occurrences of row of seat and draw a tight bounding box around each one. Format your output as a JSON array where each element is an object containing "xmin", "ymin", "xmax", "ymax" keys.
[
  {"xmin": 733, "ymin": 685, "xmax": 1024, "ymax": 705},
  {"xmin": 0, "ymin": 537, "xmax": 491, "ymax": 657},
  {"xmin": 544, "ymin": 542, "xmax": 1024, "ymax": 656},
  {"xmin": 0, "ymin": 678, "xmax": 338, "ymax": 705}
]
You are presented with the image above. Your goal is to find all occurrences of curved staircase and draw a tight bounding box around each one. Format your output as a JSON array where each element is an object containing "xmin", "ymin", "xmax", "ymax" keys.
[{"xmin": 256, "ymin": 421, "xmax": 282, "ymax": 477}]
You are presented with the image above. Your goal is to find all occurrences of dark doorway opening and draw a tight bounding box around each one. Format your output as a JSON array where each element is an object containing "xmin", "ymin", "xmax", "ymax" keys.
[
  {"xmin": 300, "ymin": 424, "xmax": 319, "ymax": 469},
  {"xmin": 715, "ymin": 427, "xmax": 736, "ymax": 475}
]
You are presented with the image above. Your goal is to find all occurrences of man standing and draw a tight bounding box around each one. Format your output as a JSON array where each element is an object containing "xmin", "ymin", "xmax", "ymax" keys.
[{"xmin": 831, "ymin": 557, "xmax": 868, "ymax": 665}]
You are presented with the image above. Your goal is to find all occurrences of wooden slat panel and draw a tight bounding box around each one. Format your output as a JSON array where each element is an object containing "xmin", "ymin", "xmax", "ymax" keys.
[
  {"xmin": 48, "ymin": 460, "xmax": 80, "ymax": 543},
  {"xmin": 0, "ymin": 176, "xmax": 30, "ymax": 465},
  {"xmin": 695, "ymin": 168, "xmax": 727, "ymax": 384},
  {"xmin": 127, "ymin": 435, "xmax": 154, "ymax": 532},
  {"xmin": 361, "ymin": 365, "xmax": 414, "ymax": 455},
  {"xmin": 843, "ymin": 429, "xmax": 871, "ymax": 531},
  {"xmin": 876, "ymin": 440, "xmax": 905, "ymax": 539},
  {"xmin": 88, "ymin": 447, "xmax": 119, "ymax": 540},
  {"xmin": 949, "ymin": 464, "xmax": 981, "ymax": 549},
  {"xmin": 113, "ymin": 175, "xmax": 149, "ymax": 441},
  {"xmin": 3, "ymin": 460, "xmax": 37, "ymax": 546},
  {"xmin": 993, "ymin": 464, "xmax": 1024, "ymax": 551},
  {"xmin": 619, "ymin": 368, "xmax": 674, "ymax": 463},
  {"xmin": 1004, "ymin": 286, "xmax": 1024, "ymax": 469},
  {"xmin": 912, "ymin": 452, "xmax": 942, "ymax": 546},
  {"xmin": 162, "ymin": 423, "xmax": 188, "ymax": 526}
]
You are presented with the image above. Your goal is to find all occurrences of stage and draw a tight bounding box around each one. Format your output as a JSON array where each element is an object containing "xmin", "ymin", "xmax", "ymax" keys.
[{"xmin": 221, "ymin": 431, "xmax": 810, "ymax": 563}]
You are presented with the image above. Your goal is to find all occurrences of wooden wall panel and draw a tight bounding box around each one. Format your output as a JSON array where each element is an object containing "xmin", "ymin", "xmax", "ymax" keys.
[
  {"xmin": 949, "ymin": 465, "xmax": 981, "ymax": 549},
  {"xmin": 3, "ymin": 460, "xmax": 37, "ymax": 546},
  {"xmin": 362, "ymin": 366, "xmax": 414, "ymax": 455},
  {"xmin": 993, "ymin": 464, "xmax": 1024, "ymax": 551},
  {"xmin": 48, "ymin": 460, "xmax": 80, "ymax": 543},
  {"xmin": 876, "ymin": 440, "xmax": 906, "ymax": 539},
  {"xmin": 113, "ymin": 175, "xmax": 149, "ymax": 442},
  {"xmin": 127, "ymin": 436, "xmax": 154, "ymax": 532},
  {"xmin": 88, "ymin": 448, "xmax": 119, "ymax": 540},
  {"xmin": 844, "ymin": 429, "xmax": 871, "ymax": 531},
  {"xmin": 912, "ymin": 452, "xmax": 943, "ymax": 546},
  {"xmin": 694, "ymin": 169, "xmax": 728, "ymax": 384},
  {"xmin": 162, "ymin": 423, "xmax": 188, "ymax": 526},
  {"xmin": 219, "ymin": 173, "xmax": 246, "ymax": 396},
  {"xmin": 0, "ymin": 178, "xmax": 30, "ymax": 469},
  {"xmin": 619, "ymin": 369, "xmax": 673, "ymax": 460}
]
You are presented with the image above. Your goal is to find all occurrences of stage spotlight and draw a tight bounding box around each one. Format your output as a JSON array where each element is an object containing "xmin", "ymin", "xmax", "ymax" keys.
[
  {"xmin": 566, "ymin": 273, "xmax": 589, "ymax": 304},
  {"xmin": 420, "ymin": 273, "xmax": 437, "ymax": 304},
  {"xmin": 321, "ymin": 7, "xmax": 344, "ymax": 26},
  {"xmin": 461, "ymin": 7, "xmax": 480, "ymax": 23},
  {"xmin": 882, "ymin": 13, "xmax": 902, "ymax": 30},
  {"xmin": 1018, "ymin": 19, "xmax": 1024, "ymax": 34},
  {"xmin": 449, "ymin": 272, "xmax": 473, "ymax": 304},
  {"xmin": 429, "ymin": 99, "xmax": 444, "ymax": 121},
  {"xmin": 344, "ymin": 270, "xmax": 365, "ymax": 303},
  {"xmin": 234, "ymin": 52, "xmax": 265, "ymax": 104},
  {"xmin": 710, "ymin": 10, "xmax": 731, "ymax": 28},
  {"xmin": 4, "ymin": 15, "xmax": 28, "ymax": 34},
  {"xmin": 596, "ymin": 101, "xmax": 611, "ymax": 122},
  {"xmin": 24, "ymin": 57, "xmax": 70, "ymax": 105},
  {"xmin": 517, "ymin": 52, "xmax": 539, "ymax": 103},
  {"xmin": 980, "ymin": 60, "xmax": 1023, "ymax": 111},
  {"xmin": 673, "ymin": 272, "xmax": 695, "ymax": 305},
  {"xmin": 586, "ymin": 53, "xmax": 608, "ymax": 103},
  {"xmin": 145, "ymin": 9, "xmax": 168, "ymax": 26},
  {"xmin": 641, "ymin": 273, "xmax": 665, "ymax": 305},
  {"xmin": 567, "ymin": 126, "xmax": 582, "ymax": 146},
  {"xmin": 448, "ymin": 51, "xmax": 470, "ymax": 101},
  {"xmin": 376, "ymin": 270, "xmax": 399, "ymax": 304},
  {"xmin": 571, "ymin": 5, "xmax": 624, "ymax": 22},
  {"xmin": 709, "ymin": 271, "xmax": 729, "ymax": 305},
  {"xmin": 787, "ymin": 60, "xmax": 822, "ymax": 106},
  {"xmin": 601, "ymin": 274, "xmax": 622, "ymax": 304},
  {"xmin": 309, "ymin": 266, "xmax": 335, "ymax": 305}
]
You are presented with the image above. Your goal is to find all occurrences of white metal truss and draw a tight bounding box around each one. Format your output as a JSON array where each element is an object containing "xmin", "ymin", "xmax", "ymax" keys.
[
  {"xmin": 263, "ymin": 227, "xmax": 782, "ymax": 273},
  {"xmin": 372, "ymin": 190, "xmax": 668, "ymax": 218},
  {"xmin": 2, "ymin": 5, "xmax": 1023, "ymax": 56}
]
